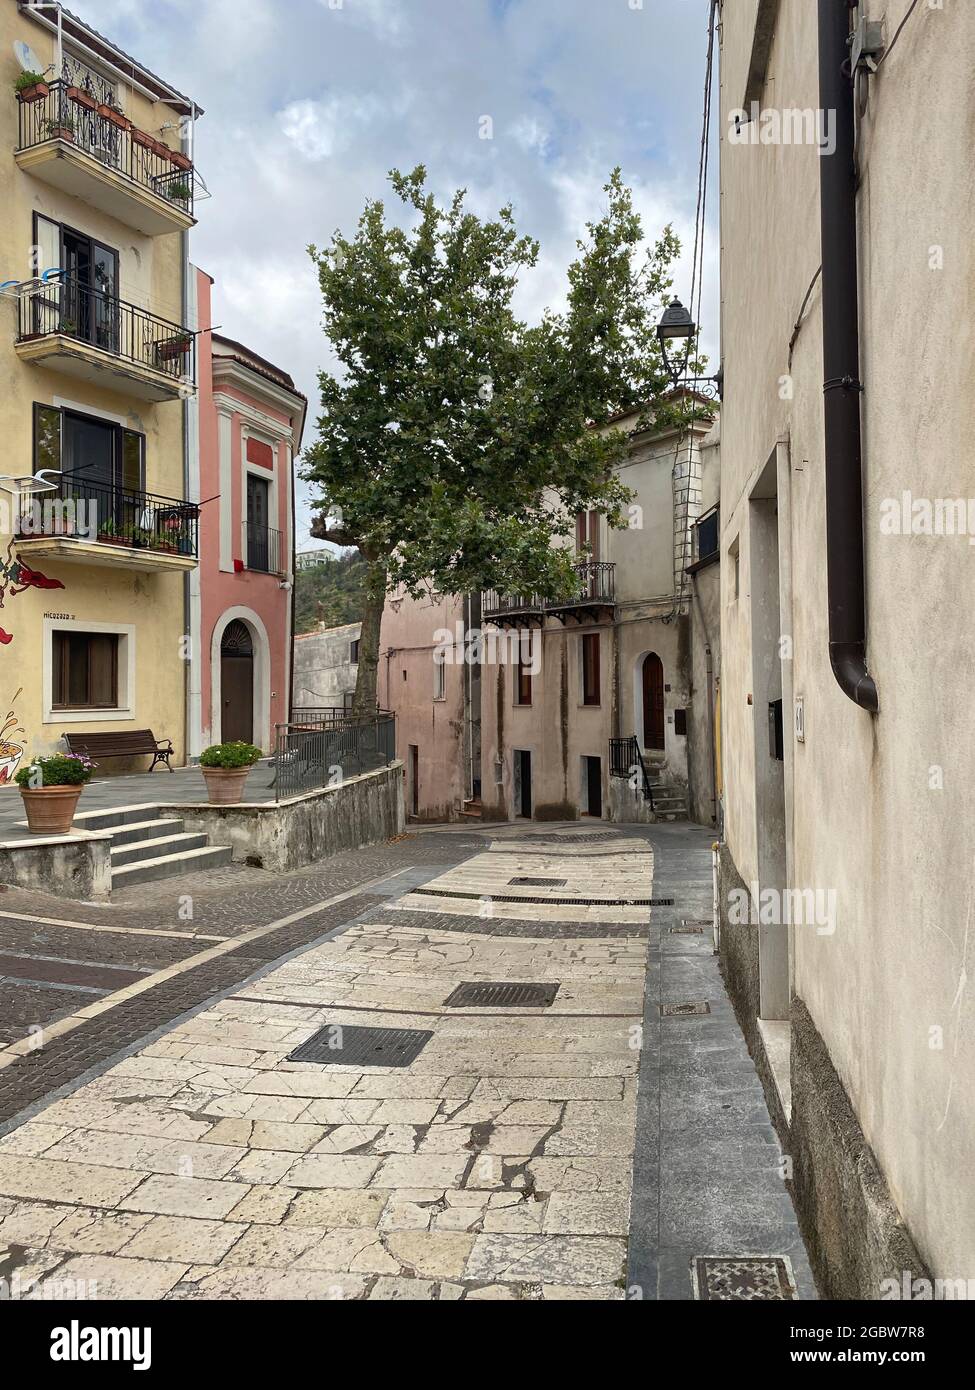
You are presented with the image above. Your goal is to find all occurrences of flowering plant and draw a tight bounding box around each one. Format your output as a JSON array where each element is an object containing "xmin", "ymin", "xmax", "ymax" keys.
[
  {"xmin": 200, "ymin": 742, "xmax": 262, "ymax": 769},
  {"xmin": 15, "ymin": 752, "xmax": 97, "ymax": 788}
]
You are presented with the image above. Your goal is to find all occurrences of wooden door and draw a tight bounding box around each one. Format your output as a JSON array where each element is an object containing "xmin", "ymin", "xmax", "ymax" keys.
[
  {"xmin": 642, "ymin": 653, "xmax": 665, "ymax": 751},
  {"xmin": 221, "ymin": 620, "xmax": 254, "ymax": 744}
]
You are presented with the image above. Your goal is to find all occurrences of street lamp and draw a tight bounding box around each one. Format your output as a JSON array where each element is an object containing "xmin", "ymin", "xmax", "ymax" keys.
[{"xmin": 656, "ymin": 298, "xmax": 722, "ymax": 399}]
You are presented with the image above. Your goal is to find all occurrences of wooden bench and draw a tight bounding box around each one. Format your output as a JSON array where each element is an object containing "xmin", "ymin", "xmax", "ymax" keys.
[{"xmin": 63, "ymin": 729, "xmax": 174, "ymax": 773}]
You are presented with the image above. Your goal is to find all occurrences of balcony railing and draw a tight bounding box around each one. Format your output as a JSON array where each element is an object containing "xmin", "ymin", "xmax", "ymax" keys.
[
  {"xmin": 483, "ymin": 561, "xmax": 617, "ymax": 624},
  {"xmin": 16, "ymin": 80, "xmax": 194, "ymax": 216},
  {"xmin": 243, "ymin": 522, "xmax": 285, "ymax": 575},
  {"xmin": 17, "ymin": 274, "xmax": 196, "ymax": 387},
  {"xmin": 16, "ymin": 472, "xmax": 199, "ymax": 560}
]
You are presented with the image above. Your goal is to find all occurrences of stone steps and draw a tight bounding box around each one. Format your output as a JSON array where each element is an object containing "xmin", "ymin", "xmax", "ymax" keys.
[{"xmin": 72, "ymin": 805, "xmax": 234, "ymax": 888}]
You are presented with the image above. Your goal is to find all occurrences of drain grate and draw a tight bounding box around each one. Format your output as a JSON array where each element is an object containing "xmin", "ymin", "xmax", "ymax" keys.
[
  {"xmin": 444, "ymin": 981, "xmax": 561, "ymax": 1008},
  {"xmin": 415, "ymin": 888, "xmax": 667, "ymax": 907},
  {"xmin": 288, "ymin": 1023, "xmax": 432, "ymax": 1068},
  {"xmin": 660, "ymin": 1001, "xmax": 711, "ymax": 1017},
  {"xmin": 692, "ymin": 1257, "xmax": 796, "ymax": 1301},
  {"xmin": 670, "ymin": 926, "xmax": 705, "ymax": 935},
  {"xmin": 508, "ymin": 876, "xmax": 568, "ymax": 887}
]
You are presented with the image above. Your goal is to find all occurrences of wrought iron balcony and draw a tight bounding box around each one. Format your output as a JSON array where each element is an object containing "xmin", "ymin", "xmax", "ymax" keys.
[
  {"xmin": 482, "ymin": 561, "xmax": 617, "ymax": 627},
  {"xmin": 15, "ymin": 275, "xmax": 196, "ymax": 402},
  {"xmin": 15, "ymin": 80, "xmax": 196, "ymax": 236},
  {"xmin": 243, "ymin": 522, "xmax": 286, "ymax": 576},
  {"xmin": 15, "ymin": 472, "xmax": 200, "ymax": 573}
]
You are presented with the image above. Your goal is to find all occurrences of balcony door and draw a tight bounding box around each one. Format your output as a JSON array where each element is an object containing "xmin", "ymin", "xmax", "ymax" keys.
[
  {"xmin": 642, "ymin": 652, "xmax": 666, "ymax": 752},
  {"xmin": 246, "ymin": 473, "xmax": 271, "ymax": 572},
  {"xmin": 37, "ymin": 215, "xmax": 119, "ymax": 353}
]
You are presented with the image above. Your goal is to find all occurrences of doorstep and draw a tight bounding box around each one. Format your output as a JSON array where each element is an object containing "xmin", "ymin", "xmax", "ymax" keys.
[{"xmin": 757, "ymin": 1017, "xmax": 793, "ymax": 1125}]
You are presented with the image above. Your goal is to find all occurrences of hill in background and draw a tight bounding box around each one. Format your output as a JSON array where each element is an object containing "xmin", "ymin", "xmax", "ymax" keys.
[{"xmin": 294, "ymin": 551, "xmax": 368, "ymax": 633}]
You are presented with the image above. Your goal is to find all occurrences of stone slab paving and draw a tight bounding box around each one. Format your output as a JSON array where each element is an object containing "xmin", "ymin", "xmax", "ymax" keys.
[{"xmin": 0, "ymin": 822, "xmax": 815, "ymax": 1301}]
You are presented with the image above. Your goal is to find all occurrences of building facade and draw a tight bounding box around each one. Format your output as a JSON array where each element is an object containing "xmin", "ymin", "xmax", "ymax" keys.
[
  {"xmin": 378, "ymin": 410, "xmax": 719, "ymax": 826},
  {"xmin": 717, "ymin": 0, "xmax": 974, "ymax": 1295},
  {"xmin": 479, "ymin": 410, "xmax": 718, "ymax": 825},
  {"xmin": 379, "ymin": 591, "xmax": 475, "ymax": 822},
  {"xmin": 188, "ymin": 267, "xmax": 305, "ymax": 755},
  {"xmin": 0, "ymin": 0, "xmax": 201, "ymax": 779},
  {"xmin": 292, "ymin": 620, "xmax": 361, "ymax": 714}
]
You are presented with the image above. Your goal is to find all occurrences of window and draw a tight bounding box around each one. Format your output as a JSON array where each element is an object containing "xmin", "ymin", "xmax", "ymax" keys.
[
  {"xmin": 350, "ymin": 640, "xmax": 360, "ymax": 664},
  {"xmin": 575, "ymin": 510, "xmax": 601, "ymax": 558},
  {"xmin": 515, "ymin": 632, "xmax": 534, "ymax": 706},
  {"xmin": 581, "ymin": 633, "xmax": 601, "ymax": 706},
  {"xmin": 53, "ymin": 631, "xmax": 119, "ymax": 709},
  {"xmin": 34, "ymin": 403, "xmax": 145, "ymax": 492},
  {"xmin": 433, "ymin": 655, "xmax": 446, "ymax": 701},
  {"xmin": 694, "ymin": 506, "xmax": 719, "ymax": 564}
]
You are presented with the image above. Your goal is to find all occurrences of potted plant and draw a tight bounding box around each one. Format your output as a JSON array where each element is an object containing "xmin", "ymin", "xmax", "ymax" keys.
[
  {"xmin": 199, "ymin": 742, "xmax": 262, "ymax": 805},
  {"xmin": 66, "ymin": 85, "xmax": 97, "ymax": 111},
  {"xmin": 169, "ymin": 150, "xmax": 193, "ymax": 172},
  {"xmin": 166, "ymin": 180, "xmax": 192, "ymax": 205},
  {"xmin": 45, "ymin": 115, "xmax": 75, "ymax": 142},
  {"xmin": 15, "ymin": 752, "xmax": 96, "ymax": 835},
  {"xmin": 60, "ymin": 317, "xmax": 78, "ymax": 335},
  {"xmin": 97, "ymin": 101, "xmax": 130, "ymax": 131},
  {"xmin": 156, "ymin": 332, "xmax": 193, "ymax": 363},
  {"xmin": 15, "ymin": 70, "xmax": 49, "ymax": 103},
  {"xmin": 131, "ymin": 127, "xmax": 155, "ymax": 150},
  {"xmin": 129, "ymin": 526, "xmax": 152, "ymax": 549}
]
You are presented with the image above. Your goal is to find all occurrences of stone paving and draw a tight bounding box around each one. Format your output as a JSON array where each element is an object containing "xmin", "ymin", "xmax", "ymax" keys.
[{"xmin": 0, "ymin": 822, "xmax": 816, "ymax": 1301}]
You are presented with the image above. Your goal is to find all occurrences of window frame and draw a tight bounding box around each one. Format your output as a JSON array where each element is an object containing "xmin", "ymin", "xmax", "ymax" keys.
[
  {"xmin": 33, "ymin": 401, "xmax": 146, "ymax": 493},
  {"xmin": 43, "ymin": 618, "xmax": 136, "ymax": 725},
  {"xmin": 52, "ymin": 630, "xmax": 120, "ymax": 711},
  {"xmin": 581, "ymin": 632, "xmax": 601, "ymax": 707}
]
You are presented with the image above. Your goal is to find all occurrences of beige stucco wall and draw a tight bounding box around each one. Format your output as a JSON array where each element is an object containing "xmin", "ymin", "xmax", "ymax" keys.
[
  {"xmin": 719, "ymin": 0, "xmax": 975, "ymax": 1278},
  {"xmin": 0, "ymin": 3, "xmax": 193, "ymax": 775}
]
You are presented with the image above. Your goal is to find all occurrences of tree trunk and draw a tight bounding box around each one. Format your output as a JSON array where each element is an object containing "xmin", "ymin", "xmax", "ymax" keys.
[{"xmin": 352, "ymin": 558, "xmax": 387, "ymax": 715}]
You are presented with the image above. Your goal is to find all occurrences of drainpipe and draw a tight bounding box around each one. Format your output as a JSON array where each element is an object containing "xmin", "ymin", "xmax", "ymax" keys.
[{"xmin": 818, "ymin": 0, "xmax": 879, "ymax": 712}]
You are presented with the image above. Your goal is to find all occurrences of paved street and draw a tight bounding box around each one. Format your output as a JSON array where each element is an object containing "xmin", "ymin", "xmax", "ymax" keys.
[{"xmin": 0, "ymin": 823, "xmax": 814, "ymax": 1300}]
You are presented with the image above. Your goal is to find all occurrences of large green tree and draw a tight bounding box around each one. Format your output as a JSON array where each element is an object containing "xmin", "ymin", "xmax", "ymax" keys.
[{"xmin": 303, "ymin": 166, "xmax": 690, "ymax": 714}]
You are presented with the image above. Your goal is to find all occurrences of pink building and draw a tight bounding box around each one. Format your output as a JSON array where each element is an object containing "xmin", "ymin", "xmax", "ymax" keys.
[{"xmin": 188, "ymin": 267, "xmax": 306, "ymax": 755}]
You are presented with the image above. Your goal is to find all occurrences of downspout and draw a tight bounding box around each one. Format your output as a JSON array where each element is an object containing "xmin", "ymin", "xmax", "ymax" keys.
[{"xmin": 817, "ymin": 0, "xmax": 878, "ymax": 712}]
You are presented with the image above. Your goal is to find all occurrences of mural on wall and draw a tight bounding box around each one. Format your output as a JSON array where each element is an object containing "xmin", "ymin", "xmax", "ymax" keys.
[
  {"xmin": 0, "ymin": 689, "xmax": 26, "ymax": 784},
  {"xmin": 0, "ymin": 545, "xmax": 66, "ymax": 645}
]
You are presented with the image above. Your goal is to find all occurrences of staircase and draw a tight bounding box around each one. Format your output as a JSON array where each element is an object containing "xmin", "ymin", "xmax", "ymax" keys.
[
  {"xmin": 71, "ymin": 806, "xmax": 234, "ymax": 887},
  {"xmin": 609, "ymin": 735, "xmax": 688, "ymax": 822}
]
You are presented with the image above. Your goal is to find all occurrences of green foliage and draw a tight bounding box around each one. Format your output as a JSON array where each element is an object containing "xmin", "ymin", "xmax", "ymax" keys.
[
  {"xmin": 15, "ymin": 70, "xmax": 46, "ymax": 93},
  {"xmin": 200, "ymin": 742, "xmax": 263, "ymax": 769},
  {"xmin": 16, "ymin": 753, "xmax": 96, "ymax": 788},
  {"xmin": 294, "ymin": 551, "xmax": 368, "ymax": 633},
  {"xmin": 303, "ymin": 166, "xmax": 699, "ymax": 602}
]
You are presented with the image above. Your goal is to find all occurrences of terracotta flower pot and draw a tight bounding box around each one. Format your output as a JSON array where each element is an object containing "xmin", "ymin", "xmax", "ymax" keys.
[
  {"xmin": 201, "ymin": 766, "xmax": 252, "ymax": 805},
  {"xmin": 98, "ymin": 104, "xmax": 131, "ymax": 131},
  {"xmin": 131, "ymin": 128, "xmax": 154, "ymax": 149},
  {"xmin": 18, "ymin": 82, "xmax": 49, "ymax": 104},
  {"xmin": 67, "ymin": 86, "xmax": 97, "ymax": 110},
  {"xmin": 170, "ymin": 150, "xmax": 193, "ymax": 171},
  {"xmin": 20, "ymin": 784, "xmax": 84, "ymax": 835}
]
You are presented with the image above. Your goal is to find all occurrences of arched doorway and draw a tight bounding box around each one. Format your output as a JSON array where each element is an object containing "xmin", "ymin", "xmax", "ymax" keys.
[
  {"xmin": 641, "ymin": 652, "xmax": 665, "ymax": 751},
  {"xmin": 220, "ymin": 620, "xmax": 254, "ymax": 744}
]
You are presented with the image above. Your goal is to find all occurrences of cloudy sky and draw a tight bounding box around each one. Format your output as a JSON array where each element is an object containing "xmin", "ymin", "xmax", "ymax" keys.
[{"xmin": 76, "ymin": 0, "xmax": 719, "ymax": 548}]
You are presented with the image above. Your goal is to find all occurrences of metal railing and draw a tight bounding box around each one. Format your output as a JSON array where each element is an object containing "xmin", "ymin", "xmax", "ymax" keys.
[
  {"xmin": 17, "ymin": 273, "xmax": 197, "ymax": 387},
  {"xmin": 16, "ymin": 80, "xmax": 195, "ymax": 215},
  {"xmin": 273, "ymin": 712, "xmax": 396, "ymax": 801},
  {"xmin": 483, "ymin": 561, "xmax": 617, "ymax": 620},
  {"xmin": 16, "ymin": 471, "xmax": 199, "ymax": 559},
  {"xmin": 16, "ymin": 271, "xmax": 197, "ymax": 382},
  {"xmin": 609, "ymin": 734, "xmax": 654, "ymax": 811},
  {"xmin": 243, "ymin": 522, "xmax": 284, "ymax": 575}
]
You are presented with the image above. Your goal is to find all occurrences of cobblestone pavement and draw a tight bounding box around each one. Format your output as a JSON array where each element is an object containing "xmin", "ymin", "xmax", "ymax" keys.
[{"xmin": 0, "ymin": 822, "xmax": 815, "ymax": 1301}]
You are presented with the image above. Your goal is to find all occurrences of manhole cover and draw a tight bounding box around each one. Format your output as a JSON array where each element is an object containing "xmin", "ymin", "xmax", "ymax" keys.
[
  {"xmin": 692, "ymin": 1257, "xmax": 796, "ymax": 1301},
  {"xmin": 444, "ymin": 981, "xmax": 561, "ymax": 1008},
  {"xmin": 508, "ymin": 877, "xmax": 568, "ymax": 887},
  {"xmin": 288, "ymin": 1024, "xmax": 432, "ymax": 1068},
  {"xmin": 660, "ymin": 1001, "xmax": 711, "ymax": 1017}
]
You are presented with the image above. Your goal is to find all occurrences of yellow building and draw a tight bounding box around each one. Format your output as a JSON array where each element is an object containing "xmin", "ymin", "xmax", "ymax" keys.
[{"xmin": 0, "ymin": 0, "xmax": 203, "ymax": 781}]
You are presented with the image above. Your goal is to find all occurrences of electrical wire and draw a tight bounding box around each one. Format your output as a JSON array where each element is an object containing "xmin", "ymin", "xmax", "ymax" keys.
[{"xmin": 876, "ymin": 0, "xmax": 923, "ymax": 69}]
